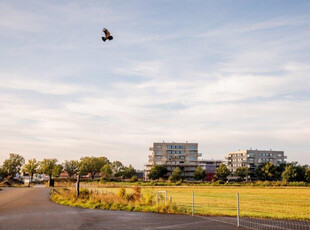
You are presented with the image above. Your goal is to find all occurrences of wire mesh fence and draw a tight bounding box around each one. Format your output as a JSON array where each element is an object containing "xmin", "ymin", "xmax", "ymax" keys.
[{"xmin": 75, "ymin": 183, "xmax": 310, "ymax": 229}]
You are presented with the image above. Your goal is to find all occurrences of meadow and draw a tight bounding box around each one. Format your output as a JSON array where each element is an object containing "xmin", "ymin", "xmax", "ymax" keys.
[{"xmin": 51, "ymin": 182, "xmax": 310, "ymax": 220}]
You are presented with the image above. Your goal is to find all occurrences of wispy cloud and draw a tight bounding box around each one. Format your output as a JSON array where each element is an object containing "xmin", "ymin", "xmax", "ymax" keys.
[{"xmin": 0, "ymin": 0, "xmax": 309, "ymax": 167}]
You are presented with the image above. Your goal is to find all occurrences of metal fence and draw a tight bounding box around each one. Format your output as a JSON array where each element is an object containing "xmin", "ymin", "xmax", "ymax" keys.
[{"xmin": 75, "ymin": 183, "xmax": 310, "ymax": 230}]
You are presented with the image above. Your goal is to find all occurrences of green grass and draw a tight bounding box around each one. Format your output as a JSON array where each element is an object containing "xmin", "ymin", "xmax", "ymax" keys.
[{"xmin": 76, "ymin": 185, "xmax": 310, "ymax": 220}]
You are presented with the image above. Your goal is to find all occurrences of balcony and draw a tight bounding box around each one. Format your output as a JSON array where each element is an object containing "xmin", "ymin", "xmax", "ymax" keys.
[{"xmin": 149, "ymin": 147, "xmax": 153, "ymax": 151}]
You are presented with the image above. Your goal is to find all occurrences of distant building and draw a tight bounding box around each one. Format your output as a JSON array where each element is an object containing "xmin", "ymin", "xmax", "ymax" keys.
[
  {"xmin": 144, "ymin": 141, "xmax": 202, "ymax": 180},
  {"xmin": 198, "ymin": 159, "xmax": 223, "ymax": 181},
  {"xmin": 224, "ymin": 149, "xmax": 287, "ymax": 173}
]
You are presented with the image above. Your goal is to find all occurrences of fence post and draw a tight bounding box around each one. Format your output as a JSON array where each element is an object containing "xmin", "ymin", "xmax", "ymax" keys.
[
  {"xmin": 156, "ymin": 192, "xmax": 158, "ymax": 205},
  {"xmin": 192, "ymin": 191, "xmax": 195, "ymax": 216},
  {"xmin": 237, "ymin": 192, "xmax": 240, "ymax": 227},
  {"xmin": 76, "ymin": 175, "xmax": 80, "ymax": 198},
  {"xmin": 165, "ymin": 190, "xmax": 167, "ymax": 204}
]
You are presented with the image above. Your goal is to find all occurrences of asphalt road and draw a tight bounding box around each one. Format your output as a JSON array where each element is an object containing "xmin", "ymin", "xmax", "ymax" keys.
[{"xmin": 0, "ymin": 187, "xmax": 247, "ymax": 230}]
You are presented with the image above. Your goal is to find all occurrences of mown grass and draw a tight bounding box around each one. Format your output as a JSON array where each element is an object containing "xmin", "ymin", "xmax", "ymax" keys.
[{"xmin": 55, "ymin": 185, "xmax": 310, "ymax": 220}]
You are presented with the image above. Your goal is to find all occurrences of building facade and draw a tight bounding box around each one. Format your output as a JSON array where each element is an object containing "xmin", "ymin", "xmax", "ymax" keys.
[
  {"xmin": 198, "ymin": 160, "xmax": 223, "ymax": 181},
  {"xmin": 144, "ymin": 141, "xmax": 202, "ymax": 180},
  {"xmin": 224, "ymin": 149, "xmax": 287, "ymax": 173}
]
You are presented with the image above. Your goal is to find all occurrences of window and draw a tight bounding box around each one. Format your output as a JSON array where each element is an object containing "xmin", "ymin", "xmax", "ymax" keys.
[
  {"xmin": 155, "ymin": 151, "xmax": 161, "ymax": 155},
  {"xmin": 155, "ymin": 156, "xmax": 162, "ymax": 159},
  {"xmin": 189, "ymin": 156, "xmax": 196, "ymax": 161},
  {"xmin": 189, "ymin": 145, "xmax": 197, "ymax": 149},
  {"xmin": 155, "ymin": 145, "xmax": 162, "ymax": 149},
  {"xmin": 190, "ymin": 150, "xmax": 197, "ymax": 154}
]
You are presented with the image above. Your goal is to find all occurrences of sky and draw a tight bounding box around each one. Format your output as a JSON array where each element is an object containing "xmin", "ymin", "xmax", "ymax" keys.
[{"xmin": 0, "ymin": 0, "xmax": 309, "ymax": 169}]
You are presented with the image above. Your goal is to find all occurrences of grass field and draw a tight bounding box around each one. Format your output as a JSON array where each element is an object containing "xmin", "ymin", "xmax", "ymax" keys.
[{"xmin": 81, "ymin": 185, "xmax": 310, "ymax": 220}]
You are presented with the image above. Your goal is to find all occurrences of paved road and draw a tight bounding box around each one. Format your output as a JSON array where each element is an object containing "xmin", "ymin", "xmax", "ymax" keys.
[{"xmin": 0, "ymin": 187, "xmax": 246, "ymax": 230}]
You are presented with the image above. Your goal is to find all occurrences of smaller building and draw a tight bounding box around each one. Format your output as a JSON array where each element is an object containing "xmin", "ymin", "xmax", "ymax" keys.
[
  {"xmin": 198, "ymin": 159, "xmax": 222, "ymax": 181},
  {"xmin": 224, "ymin": 149, "xmax": 287, "ymax": 173}
]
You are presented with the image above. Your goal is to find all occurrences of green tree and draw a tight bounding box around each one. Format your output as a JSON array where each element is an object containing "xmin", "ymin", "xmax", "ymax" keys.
[
  {"xmin": 305, "ymin": 167, "xmax": 310, "ymax": 183},
  {"xmin": 169, "ymin": 167, "xmax": 182, "ymax": 182},
  {"xmin": 2, "ymin": 153, "xmax": 25, "ymax": 177},
  {"xmin": 216, "ymin": 163, "xmax": 230, "ymax": 181},
  {"xmin": 52, "ymin": 164, "xmax": 63, "ymax": 178},
  {"xmin": 38, "ymin": 159, "xmax": 58, "ymax": 179},
  {"xmin": 121, "ymin": 165, "xmax": 136, "ymax": 179},
  {"xmin": 111, "ymin": 161, "xmax": 123, "ymax": 174},
  {"xmin": 101, "ymin": 164, "xmax": 113, "ymax": 179},
  {"xmin": 148, "ymin": 165, "xmax": 168, "ymax": 180},
  {"xmin": 295, "ymin": 164, "xmax": 307, "ymax": 182},
  {"xmin": 282, "ymin": 165, "xmax": 298, "ymax": 182},
  {"xmin": 194, "ymin": 165, "xmax": 205, "ymax": 181},
  {"xmin": 22, "ymin": 158, "xmax": 39, "ymax": 182},
  {"xmin": 275, "ymin": 163, "xmax": 287, "ymax": 180},
  {"xmin": 79, "ymin": 156, "xmax": 110, "ymax": 179},
  {"xmin": 0, "ymin": 167, "xmax": 7, "ymax": 180},
  {"xmin": 256, "ymin": 162, "xmax": 277, "ymax": 181},
  {"xmin": 235, "ymin": 167, "xmax": 250, "ymax": 181},
  {"xmin": 63, "ymin": 160, "xmax": 80, "ymax": 178}
]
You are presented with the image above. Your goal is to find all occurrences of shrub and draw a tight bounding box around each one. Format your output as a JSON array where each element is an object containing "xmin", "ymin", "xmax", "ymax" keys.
[
  {"xmin": 79, "ymin": 188, "xmax": 90, "ymax": 199},
  {"xmin": 130, "ymin": 176, "xmax": 138, "ymax": 182},
  {"xmin": 118, "ymin": 188, "xmax": 126, "ymax": 198},
  {"xmin": 133, "ymin": 186, "xmax": 141, "ymax": 200},
  {"xmin": 125, "ymin": 193, "xmax": 135, "ymax": 201}
]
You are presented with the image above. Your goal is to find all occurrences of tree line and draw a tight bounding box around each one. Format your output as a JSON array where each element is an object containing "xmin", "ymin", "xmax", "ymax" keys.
[
  {"xmin": 215, "ymin": 162, "xmax": 310, "ymax": 182},
  {"xmin": 0, "ymin": 153, "xmax": 137, "ymax": 182},
  {"xmin": 147, "ymin": 162, "xmax": 310, "ymax": 183}
]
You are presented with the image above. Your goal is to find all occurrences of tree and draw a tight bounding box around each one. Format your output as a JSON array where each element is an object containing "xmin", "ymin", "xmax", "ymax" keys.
[
  {"xmin": 282, "ymin": 165, "xmax": 298, "ymax": 182},
  {"xmin": 79, "ymin": 156, "xmax": 110, "ymax": 179},
  {"xmin": 216, "ymin": 163, "xmax": 230, "ymax": 181},
  {"xmin": 118, "ymin": 165, "xmax": 136, "ymax": 179},
  {"xmin": 2, "ymin": 153, "xmax": 25, "ymax": 177},
  {"xmin": 295, "ymin": 164, "xmax": 307, "ymax": 182},
  {"xmin": 194, "ymin": 165, "xmax": 205, "ymax": 181},
  {"xmin": 275, "ymin": 163, "xmax": 288, "ymax": 180},
  {"xmin": 148, "ymin": 165, "xmax": 168, "ymax": 180},
  {"xmin": 256, "ymin": 162, "xmax": 277, "ymax": 181},
  {"xmin": 63, "ymin": 160, "xmax": 80, "ymax": 178},
  {"xmin": 38, "ymin": 159, "xmax": 58, "ymax": 179},
  {"xmin": 305, "ymin": 167, "xmax": 310, "ymax": 183},
  {"xmin": 111, "ymin": 161, "xmax": 123, "ymax": 174},
  {"xmin": 235, "ymin": 167, "xmax": 250, "ymax": 181},
  {"xmin": 52, "ymin": 164, "xmax": 63, "ymax": 178},
  {"xmin": 0, "ymin": 167, "xmax": 7, "ymax": 181},
  {"xmin": 169, "ymin": 167, "xmax": 182, "ymax": 182},
  {"xmin": 22, "ymin": 159, "xmax": 39, "ymax": 182},
  {"xmin": 101, "ymin": 164, "xmax": 113, "ymax": 179}
]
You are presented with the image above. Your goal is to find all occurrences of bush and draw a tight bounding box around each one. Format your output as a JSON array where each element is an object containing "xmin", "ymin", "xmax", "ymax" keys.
[
  {"xmin": 79, "ymin": 188, "xmax": 90, "ymax": 199},
  {"xmin": 118, "ymin": 188, "xmax": 126, "ymax": 198},
  {"xmin": 130, "ymin": 176, "xmax": 138, "ymax": 182},
  {"xmin": 133, "ymin": 186, "xmax": 141, "ymax": 200}
]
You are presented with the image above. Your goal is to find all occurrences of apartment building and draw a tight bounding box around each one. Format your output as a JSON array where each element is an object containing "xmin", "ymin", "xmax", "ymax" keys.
[
  {"xmin": 198, "ymin": 159, "xmax": 223, "ymax": 181},
  {"xmin": 144, "ymin": 141, "xmax": 202, "ymax": 180},
  {"xmin": 225, "ymin": 149, "xmax": 287, "ymax": 173}
]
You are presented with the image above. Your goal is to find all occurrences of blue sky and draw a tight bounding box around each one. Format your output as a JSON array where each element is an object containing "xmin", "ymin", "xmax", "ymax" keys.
[{"xmin": 0, "ymin": 0, "xmax": 309, "ymax": 169}]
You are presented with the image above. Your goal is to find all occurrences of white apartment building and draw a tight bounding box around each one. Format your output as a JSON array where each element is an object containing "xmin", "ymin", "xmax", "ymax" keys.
[
  {"xmin": 225, "ymin": 149, "xmax": 287, "ymax": 173},
  {"xmin": 144, "ymin": 141, "xmax": 202, "ymax": 180}
]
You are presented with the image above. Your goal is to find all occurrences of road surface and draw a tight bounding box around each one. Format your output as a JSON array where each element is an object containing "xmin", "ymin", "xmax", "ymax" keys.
[{"xmin": 0, "ymin": 187, "xmax": 246, "ymax": 230}]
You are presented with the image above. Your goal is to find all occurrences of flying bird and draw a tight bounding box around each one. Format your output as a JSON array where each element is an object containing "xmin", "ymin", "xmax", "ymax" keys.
[{"xmin": 102, "ymin": 28, "xmax": 113, "ymax": 42}]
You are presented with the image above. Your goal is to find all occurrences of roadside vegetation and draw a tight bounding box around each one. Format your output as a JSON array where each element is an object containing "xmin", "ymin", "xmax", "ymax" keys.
[{"xmin": 51, "ymin": 186, "xmax": 184, "ymax": 214}]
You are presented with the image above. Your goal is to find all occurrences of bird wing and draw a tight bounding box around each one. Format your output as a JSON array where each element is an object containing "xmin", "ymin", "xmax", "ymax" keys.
[{"xmin": 104, "ymin": 28, "xmax": 111, "ymax": 38}]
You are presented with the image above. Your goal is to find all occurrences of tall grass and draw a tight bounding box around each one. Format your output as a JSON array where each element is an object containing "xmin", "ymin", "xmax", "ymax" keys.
[{"xmin": 51, "ymin": 186, "xmax": 184, "ymax": 214}]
